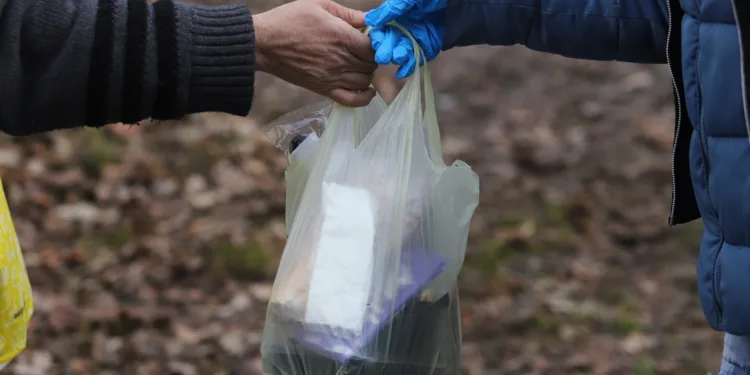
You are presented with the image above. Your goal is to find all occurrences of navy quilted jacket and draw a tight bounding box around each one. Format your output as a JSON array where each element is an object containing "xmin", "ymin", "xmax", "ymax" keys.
[{"xmin": 444, "ymin": 0, "xmax": 750, "ymax": 334}]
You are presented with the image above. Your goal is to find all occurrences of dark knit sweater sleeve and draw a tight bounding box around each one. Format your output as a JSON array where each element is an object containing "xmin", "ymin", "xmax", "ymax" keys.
[{"xmin": 0, "ymin": 0, "xmax": 255, "ymax": 136}]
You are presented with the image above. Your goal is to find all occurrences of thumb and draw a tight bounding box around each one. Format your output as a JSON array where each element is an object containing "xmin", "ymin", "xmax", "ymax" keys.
[
  {"xmin": 324, "ymin": 1, "xmax": 366, "ymax": 28},
  {"xmin": 328, "ymin": 87, "xmax": 376, "ymax": 107}
]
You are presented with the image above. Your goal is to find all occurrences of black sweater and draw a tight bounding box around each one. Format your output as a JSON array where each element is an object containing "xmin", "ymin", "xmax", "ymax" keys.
[{"xmin": 0, "ymin": 0, "xmax": 255, "ymax": 136}]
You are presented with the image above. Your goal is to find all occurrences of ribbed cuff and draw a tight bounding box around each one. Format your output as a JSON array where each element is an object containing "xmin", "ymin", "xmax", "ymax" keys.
[{"xmin": 186, "ymin": 4, "xmax": 255, "ymax": 117}]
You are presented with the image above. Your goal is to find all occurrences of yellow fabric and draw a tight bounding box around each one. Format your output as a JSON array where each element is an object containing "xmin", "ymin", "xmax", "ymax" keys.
[{"xmin": 0, "ymin": 179, "xmax": 32, "ymax": 365}]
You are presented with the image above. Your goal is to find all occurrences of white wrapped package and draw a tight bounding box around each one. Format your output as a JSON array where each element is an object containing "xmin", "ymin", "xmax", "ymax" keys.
[{"xmin": 304, "ymin": 183, "xmax": 376, "ymax": 332}]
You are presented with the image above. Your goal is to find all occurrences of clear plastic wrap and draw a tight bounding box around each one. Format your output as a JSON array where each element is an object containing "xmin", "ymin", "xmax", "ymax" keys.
[{"xmin": 261, "ymin": 25, "xmax": 479, "ymax": 375}]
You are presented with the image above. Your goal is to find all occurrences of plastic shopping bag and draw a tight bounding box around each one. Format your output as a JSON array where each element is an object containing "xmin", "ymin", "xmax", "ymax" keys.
[
  {"xmin": 0, "ymin": 178, "xmax": 33, "ymax": 369},
  {"xmin": 266, "ymin": 97, "xmax": 389, "ymax": 233},
  {"xmin": 261, "ymin": 25, "xmax": 479, "ymax": 375}
]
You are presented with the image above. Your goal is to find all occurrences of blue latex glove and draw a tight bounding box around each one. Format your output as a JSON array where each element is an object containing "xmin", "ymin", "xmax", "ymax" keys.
[{"xmin": 366, "ymin": 0, "xmax": 446, "ymax": 78}]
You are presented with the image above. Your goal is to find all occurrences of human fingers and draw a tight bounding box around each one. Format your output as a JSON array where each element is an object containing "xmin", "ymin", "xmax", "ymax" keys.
[
  {"xmin": 392, "ymin": 34, "xmax": 413, "ymax": 65},
  {"xmin": 370, "ymin": 27, "xmax": 386, "ymax": 51},
  {"xmin": 328, "ymin": 87, "xmax": 376, "ymax": 107},
  {"xmin": 339, "ymin": 72, "xmax": 374, "ymax": 91},
  {"xmin": 394, "ymin": 54, "xmax": 417, "ymax": 79},
  {"xmin": 373, "ymin": 27, "xmax": 400, "ymax": 65},
  {"xmin": 341, "ymin": 26, "xmax": 377, "ymax": 67},
  {"xmin": 324, "ymin": 0, "xmax": 367, "ymax": 28},
  {"xmin": 384, "ymin": 28, "xmax": 418, "ymax": 78}
]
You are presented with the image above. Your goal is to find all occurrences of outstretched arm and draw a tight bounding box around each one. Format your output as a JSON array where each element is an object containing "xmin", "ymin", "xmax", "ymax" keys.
[
  {"xmin": 0, "ymin": 0, "xmax": 376, "ymax": 136},
  {"xmin": 444, "ymin": 0, "xmax": 670, "ymax": 63},
  {"xmin": 0, "ymin": 0, "xmax": 256, "ymax": 136}
]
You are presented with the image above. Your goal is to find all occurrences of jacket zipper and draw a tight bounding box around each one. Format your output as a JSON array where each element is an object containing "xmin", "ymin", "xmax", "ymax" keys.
[{"xmin": 666, "ymin": 1, "xmax": 682, "ymax": 226}]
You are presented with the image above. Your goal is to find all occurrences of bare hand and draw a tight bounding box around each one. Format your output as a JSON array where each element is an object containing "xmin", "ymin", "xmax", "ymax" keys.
[{"xmin": 253, "ymin": 0, "xmax": 377, "ymax": 107}]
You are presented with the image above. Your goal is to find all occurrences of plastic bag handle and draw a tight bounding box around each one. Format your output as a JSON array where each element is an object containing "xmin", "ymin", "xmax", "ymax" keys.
[
  {"xmin": 365, "ymin": 23, "xmax": 444, "ymax": 163},
  {"xmin": 421, "ymin": 47, "xmax": 443, "ymax": 164}
]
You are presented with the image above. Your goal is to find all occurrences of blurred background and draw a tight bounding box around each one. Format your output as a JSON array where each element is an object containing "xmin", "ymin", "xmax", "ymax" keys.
[{"xmin": 2, "ymin": 0, "xmax": 722, "ymax": 374}]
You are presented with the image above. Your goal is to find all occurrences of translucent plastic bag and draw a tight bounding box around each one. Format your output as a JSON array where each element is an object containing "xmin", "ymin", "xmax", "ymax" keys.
[{"xmin": 262, "ymin": 25, "xmax": 479, "ymax": 375}]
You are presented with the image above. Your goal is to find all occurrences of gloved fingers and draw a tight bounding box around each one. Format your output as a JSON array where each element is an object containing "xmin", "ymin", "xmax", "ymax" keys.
[
  {"xmin": 339, "ymin": 72, "xmax": 374, "ymax": 91},
  {"xmin": 373, "ymin": 27, "xmax": 400, "ymax": 65},
  {"xmin": 366, "ymin": 12, "xmax": 443, "ymax": 79},
  {"xmin": 394, "ymin": 55, "xmax": 417, "ymax": 79},
  {"xmin": 397, "ymin": 18, "xmax": 439, "ymax": 61},
  {"xmin": 370, "ymin": 27, "xmax": 387, "ymax": 50},
  {"xmin": 370, "ymin": 26, "xmax": 417, "ymax": 79},
  {"xmin": 328, "ymin": 87, "xmax": 377, "ymax": 107},
  {"xmin": 392, "ymin": 37, "xmax": 414, "ymax": 66},
  {"xmin": 365, "ymin": 0, "xmax": 416, "ymax": 27}
]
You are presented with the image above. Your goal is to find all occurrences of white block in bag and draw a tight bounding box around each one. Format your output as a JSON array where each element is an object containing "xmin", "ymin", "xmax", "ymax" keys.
[{"xmin": 304, "ymin": 182, "xmax": 376, "ymax": 332}]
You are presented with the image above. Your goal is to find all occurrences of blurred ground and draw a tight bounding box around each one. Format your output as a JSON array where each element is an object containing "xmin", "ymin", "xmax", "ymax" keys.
[{"xmin": 2, "ymin": 0, "xmax": 724, "ymax": 374}]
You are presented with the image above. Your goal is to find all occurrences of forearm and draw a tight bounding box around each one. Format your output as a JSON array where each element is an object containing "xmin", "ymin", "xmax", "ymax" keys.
[
  {"xmin": 0, "ymin": 0, "xmax": 256, "ymax": 136},
  {"xmin": 443, "ymin": 0, "xmax": 669, "ymax": 64}
]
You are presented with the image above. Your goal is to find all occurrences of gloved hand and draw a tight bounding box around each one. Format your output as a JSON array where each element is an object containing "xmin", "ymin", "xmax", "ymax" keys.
[{"xmin": 365, "ymin": 0, "xmax": 446, "ymax": 78}]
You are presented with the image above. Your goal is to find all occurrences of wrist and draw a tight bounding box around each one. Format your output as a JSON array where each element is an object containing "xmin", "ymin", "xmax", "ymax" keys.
[
  {"xmin": 182, "ymin": 3, "xmax": 256, "ymax": 117},
  {"xmin": 253, "ymin": 13, "xmax": 271, "ymax": 72}
]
